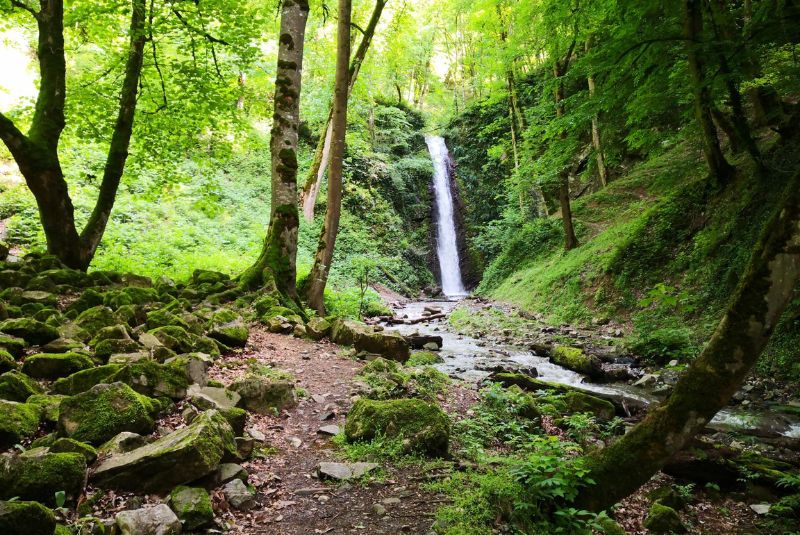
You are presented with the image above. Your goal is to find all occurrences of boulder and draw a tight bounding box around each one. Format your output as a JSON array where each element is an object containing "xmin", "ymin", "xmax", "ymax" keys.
[
  {"xmin": 229, "ymin": 376, "xmax": 296, "ymax": 415},
  {"xmin": 26, "ymin": 394, "xmax": 66, "ymax": 423},
  {"xmin": 22, "ymin": 352, "xmax": 94, "ymax": 380},
  {"xmin": 0, "ymin": 501, "xmax": 56, "ymax": 535},
  {"xmin": 317, "ymin": 461, "xmax": 379, "ymax": 481},
  {"xmin": 75, "ymin": 306, "xmax": 117, "ymax": 334},
  {"xmin": 169, "ymin": 486, "xmax": 213, "ymax": 530},
  {"xmin": 0, "ymin": 370, "xmax": 43, "ymax": 401},
  {"xmin": 50, "ymin": 437, "xmax": 98, "ymax": 463},
  {"xmin": 146, "ymin": 309, "xmax": 190, "ymax": 331},
  {"xmin": 0, "ymin": 451, "xmax": 86, "ymax": 505},
  {"xmin": 0, "ymin": 349, "xmax": 14, "ymax": 373},
  {"xmin": 207, "ymin": 310, "xmax": 248, "ymax": 348},
  {"xmin": 223, "ymin": 479, "xmax": 255, "ymax": 511},
  {"xmin": 19, "ymin": 291, "xmax": 57, "ymax": 307},
  {"xmin": 330, "ymin": 319, "xmax": 409, "ymax": 362},
  {"xmin": 94, "ymin": 338, "xmax": 142, "ymax": 359},
  {"xmin": 107, "ymin": 361, "xmax": 189, "ymax": 399},
  {"xmin": 148, "ymin": 326, "xmax": 194, "ymax": 353},
  {"xmin": 90, "ymin": 324, "xmax": 131, "ymax": 346},
  {"xmin": 98, "ymin": 432, "xmax": 147, "ymax": 456},
  {"xmin": 643, "ymin": 503, "xmax": 686, "ymax": 534},
  {"xmin": 52, "ymin": 364, "xmax": 123, "ymax": 395},
  {"xmin": 344, "ymin": 398, "xmax": 449, "ymax": 457},
  {"xmin": 66, "ymin": 289, "xmax": 104, "ymax": 314},
  {"xmin": 550, "ymin": 346, "xmax": 603, "ymax": 380},
  {"xmin": 0, "ymin": 333, "xmax": 28, "ymax": 357},
  {"xmin": 192, "ymin": 269, "xmax": 229, "ymax": 285},
  {"xmin": 0, "ymin": 400, "xmax": 41, "ymax": 448},
  {"xmin": 41, "ymin": 338, "xmax": 83, "ymax": 354},
  {"xmin": 58, "ymin": 382, "xmax": 159, "ymax": 445},
  {"xmin": 0, "ymin": 318, "xmax": 59, "ymax": 345},
  {"xmin": 103, "ymin": 287, "xmax": 159, "ymax": 308},
  {"xmin": 164, "ymin": 354, "xmax": 208, "ymax": 386},
  {"xmin": 306, "ymin": 317, "xmax": 331, "ymax": 340},
  {"xmin": 92, "ymin": 410, "xmax": 237, "ymax": 492},
  {"xmin": 563, "ymin": 391, "xmax": 616, "ymax": 421},
  {"xmin": 115, "ymin": 504, "xmax": 182, "ymax": 535},
  {"xmin": 188, "ymin": 384, "xmax": 241, "ymax": 411}
]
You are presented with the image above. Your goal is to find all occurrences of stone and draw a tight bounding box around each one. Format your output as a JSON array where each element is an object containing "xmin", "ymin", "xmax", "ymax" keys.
[
  {"xmin": 50, "ymin": 437, "xmax": 98, "ymax": 463},
  {"xmin": 26, "ymin": 393, "xmax": 65, "ymax": 423},
  {"xmin": 164, "ymin": 354, "xmax": 208, "ymax": 385},
  {"xmin": 0, "ymin": 500, "xmax": 56, "ymax": 535},
  {"xmin": 0, "ymin": 370, "xmax": 43, "ymax": 402},
  {"xmin": 169, "ymin": 486, "xmax": 214, "ymax": 530},
  {"xmin": 208, "ymin": 310, "xmax": 249, "ymax": 348},
  {"xmin": 22, "ymin": 352, "xmax": 94, "ymax": 380},
  {"xmin": 345, "ymin": 398, "xmax": 449, "ymax": 457},
  {"xmin": 318, "ymin": 425, "xmax": 340, "ymax": 436},
  {"xmin": 20, "ymin": 291, "xmax": 57, "ymax": 306},
  {"xmin": 107, "ymin": 360, "xmax": 190, "ymax": 399},
  {"xmin": 0, "ymin": 451, "xmax": 86, "ymax": 505},
  {"xmin": 317, "ymin": 462, "xmax": 379, "ymax": 481},
  {"xmin": 331, "ymin": 318, "xmax": 410, "ymax": 362},
  {"xmin": 422, "ymin": 342, "xmax": 440, "ymax": 351},
  {"xmin": 90, "ymin": 324, "xmax": 131, "ymax": 346},
  {"xmin": 306, "ymin": 317, "xmax": 331, "ymax": 340},
  {"xmin": 94, "ymin": 338, "xmax": 142, "ymax": 359},
  {"xmin": 75, "ymin": 306, "xmax": 118, "ymax": 334},
  {"xmin": 146, "ymin": 309, "xmax": 190, "ymax": 331},
  {"xmin": 188, "ymin": 384, "xmax": 241, "ymax": 411},
  {"xmin": 749, "ymin": 503, "xmax": 771, "ymax": 515},
  {"xmin": 0, "ymin": 400, "xmax": 41, "ymax": 448},
  {"xmin": 41, "ymin": 338, "xmax": 83, "ymax": 354},
  {"xmin": 229, "ymin": 376, "xmax": 296, "ymax": 415},
  {"xmin": 643, "ymin": 503, "xmax": 686, "ymax": 534},
  {"xmin": 0, "ymin": 333, "xmax": 28, "ymax": 357},
  {"xmin": 0, "ymin": 349, "xmax": 14, "ymax": 373},
  {"xmin": 223, "ymin": 479, "xmax": 256, "ymax": 511},
  {"xmin": 51, "ymin": 364, "xmax": 123, "ymax": 395},
  {"xmin": 92, "ymin": 410, "xmax": 237, "ymax": 492},
  {"xmin": 0, "ymin": 318, "xmax": 60, "ymax": 345},
  {"xmin": 58, "ymin": 382, "xmax": 159, "ymax": 445},
  {"xmin": 372, "ymin": 503, "xmax": 387, "ymax": 516},
  {"xmin": 634, "ymin": 374, "xmax": 658, "ymax": 388},
  {"xmin": 108, "ymin": 352, "xmax": 152, "ymax": 364},
  {"xmin": 563, "ymin": 391, "xmax": 616, "ymax": 421},
  {"xmin": 550, "ymin": 346, "xmax": 603, "ymax": 380},
  {"xmin": 115, "ymin": 504, "xmax": 182, "ymax": 535},
  {"xmin": 98, "ymin": 432, "xmax": 147, "ymax": 456}
]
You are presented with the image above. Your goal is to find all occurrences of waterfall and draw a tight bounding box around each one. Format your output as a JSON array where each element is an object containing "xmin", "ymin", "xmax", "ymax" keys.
[{"xmin": 426, "ymin": 135, "xmax": 467, "ymax": 297}]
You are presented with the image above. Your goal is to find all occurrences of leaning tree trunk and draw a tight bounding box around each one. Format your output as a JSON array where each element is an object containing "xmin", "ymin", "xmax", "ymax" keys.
[
  {"xmin": 0, "ymin": 0, "xmax": 146, "ymax": 271},
  {"xmin": 300, "ymin": 0, "xmax": 387, "ymax": 221},
  {"xmin": 684, "ymin": 0, "xmax": 734, "ymax": 187},
  {"xmin": 240, "ymin": 0, "xmax": 310, "ymax": 302},
  {"xmin": 305, "ymin": 0, "xmax": 353, "ymax": 315},
  {"xmin": 575, "ymin": 169, "xmax": 800, "ymax": 512},
  {"xmin": 553, "ymin": 60, "xmax": 579, "ymax": 251}
]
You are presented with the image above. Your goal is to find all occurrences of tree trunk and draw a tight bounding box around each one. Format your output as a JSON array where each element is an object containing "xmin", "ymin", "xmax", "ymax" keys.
[
  {"xmin": 586, "ymin": 36, "xmax": 608, "ymax": 188},
  {"xmin": 554, "ymin": 55, "xmax": 579, "ymax": 251},
  {"xmin": 0, "ymin": 0, "xmax": 146, "ymax": 271},
  {"xmin": 575, "ymin": 169, "xmax": 800, "ymax": 512},
  {"xmin": 299, "ymin": 0, "xmax": 387, "ymax": 221},
  {"xmin": 305, "ymin": 0, "xmax": 353, "ymax": 315},
  {"xmin": 684, "ymin": 0, "xmax": 734, "ymax": 187},
  {"xmin": 240, "ymin": 0, "xmax": 310, "ymax": 302}
]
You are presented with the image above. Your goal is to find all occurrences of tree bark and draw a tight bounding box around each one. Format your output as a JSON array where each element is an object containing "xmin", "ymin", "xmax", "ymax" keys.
[
  {"xmin": 553, "ymin": 47, "xmax": 579, "ymax": 251},
  {"xmin": 0, "ymin": 0, "xmax": 147, "ymax": 270},
  {"xmin": 240, "ymin": 0, "xmax": 310, "ymax": 303},
  {"xmin": 575, "ymin": 169, "xmax": 800, "ymax": 512},
  {"xmin": 684, "ymin": 0, "xmax": 734, "ymax": 187},
  {"xmin": 305, "ymin": 0, "xmax": 353, "ymax": 315},
  {"xmin": 586, "ymin": 36, "xmax": 608, "ymax": 188},
  {"xmin": 299, "ymin": 0, "xmax": 387, "ymax": 221}
]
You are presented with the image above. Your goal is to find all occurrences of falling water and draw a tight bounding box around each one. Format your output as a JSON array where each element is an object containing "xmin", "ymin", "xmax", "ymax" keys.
[{"xmin": 426, "ymin": 135, "xmax": 467, "ymax": 297}]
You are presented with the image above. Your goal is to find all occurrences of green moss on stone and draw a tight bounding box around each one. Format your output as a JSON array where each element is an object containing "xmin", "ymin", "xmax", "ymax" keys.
[
  {"xmin": 0, "ymin": 400, "xmax": 41, "ymax": 448},
  {"xmin": 0, "ymin": 452, "xmax": 87, "ymax": 505},
  {"xmin": 52, "ymin": 364, "xmax": 123, "ymax": 395},
  {"xmin": 563, "ymin": 391, "xmax": 616, "ymax": 421},
  {"xmin": 552, "ymin": 346, "xmax": 603, "ymax": 378},
  {"xmin": 50, "ymin": 437, "xmax": 98, "ymax": 463},
  {"xmin": 0, "ymin": 500, "xmax": 56, "ymax": 535},
  {"xmin": 407, "ymin": 351, "xmax": 444, "ymax": 366},
  {"xmin": 0, "ymin": 349, "xmax": 15, "ymax": 373},
  {"xmin": 26, "ymin": 394, "xmax": 67, "ymax": 423},
  {"xmin": 22, "ymin": 353, "xmax": 94, "ymax": 380},
  {"xmin": 0, "ymin": 318, "xmax": 60, "ymax": 345},
  {"xmin": 108, "ymin": 361, "xmax": 189, "ymax": 399},
  {"xmin": 0, "ymin": 370, "xmax": 44, "ymax": 401},
  {"xmin": 643, "ymin": 503, "xmax": 686, "ymax": 534},
  {"xmin": 169, "ymin": 486, "xmax": 214, "ymax": 530},
  {"xmin": 75, "ymin": 306, "xmax": 117, "ymax": 333}
]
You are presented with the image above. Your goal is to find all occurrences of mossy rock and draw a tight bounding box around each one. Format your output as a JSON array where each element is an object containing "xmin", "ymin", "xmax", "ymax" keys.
[
  {"xmin": 146, "ymin": 309, "xmax": 190, "ymax": 331},
  {"xmin": 52, "ymin": 364, "xmax": 123, "ymax": 395},
  {"xmin": 407, "ymin": 351, "xmax": 444, "ymax": 366},
  {"xmin": 26, "ymin": 394, "xmax": 67, "ymax": 423},
  {"xmin": 306, "ymin": 317, "xmax": 331, "ymax": 341},
  {"xmin": 38, "ymin": 268, "xmax": 91, "ymax": 288},
  {"xmin": 41, "ymin": 337, "xmax": 84, "ymax": 354},
  {"xmin": 208, "ymin": 310, "xmax": 249, "ymax": 348},
  {"xmin": 345, "ymin": 398, "xmax": 449, "ymax": 456},
  {"xmin": 0, "ymin": 400, "xmax": 41, "ymax": 448},
  {"xmin": 89, "ymin": 324, "xmax": 131, "ymax": 347},
  {"xmin": 0, "ymin": 500, "xmax": 56, "ymax": 535},
  {"xmin": 192, "ymin": 269, "xmax": 230, "ymax": 286},
  {"xmin": 58, "ymin": 382, "xmax": 159, "ymax": 445},
  {"xmin": 253, "ymin": 295, "xmax": 280, "ymax": 317},
  {"xmin": 0, "ymin": 318, "xmax": 60, "ymax": 345},
  {"xmin": 18, "ymin": 291, "xmax": 58, "ymax": 307},
  {"xmin": 108, "ymin": 361, "xmax": 190, "ymax": 399},
  {"xmin": 95, "ymin": 338, "xmax": 142, "ymax": 360},
  {"xmin": 643, "ymin": 503, "xmax": 686, "ymax": 534},
  {"xmin": 229, "ymin": 375, "xmax": 296, "ymax": 415},
  {"xmin": 0, "ymin": 349, "xmax": 15, "ymax": 373},
  {"xmin": 169, "ymin": 486, "xmax": 214, "ymax": 530},
  {"xmin": 50, "ymin": 437, "xmax": 98, "ymax": 463},
  {"xmin": 75, "ymin": 306, "xmax": 117, "ymax": 334},
  {"xmin": 551, "ymin": 346, "xmax": 603, "ymax": 379},
  {"xmin": 103, "ymin": 287, "xmax": 160, "ymax": 308},
  {"xmin": 0, "ymin": 269, "xmax": 30, "ymax": 288},
  {"xmin": 0, "ymin": 451, "xmax": 87, "ymax": 506},
  {"xmin": 563, "ymin": 391, "xmax": 616, "ymax": 421},
  {"xmin": 648, "ymin": 485, "xmax": 689, "ymax": 511},
  {"xmin": 219, "ymin": 407, "xmax": 247, "ymax": 436},
  {"xmin": 148, "ymin": 326, "xmax": 194, "ymax": 353},
  {"xmin": 66, "ymin": 288, "xmax": 105, "ymax": 314},
  {"xmin": 92, "ymin": 410, "xmax": 237, "ymax": 492},
  {"xmin": 0, "ymin": 333, "xmax": 28, "ymax": 357},
  {"xmin": 115, "ymin": 304, "xmax": 147, "ymax": 328},
  {"xmin": 22, "ymin": 353, "xmax": 95, "ymax": 380},
  {"xmin": 0, "ymin": 370, "xmax": 44, "ymax": 401},
  {"xmin": 596, "ymin": 516, "xmax": 626, "ymax": 535}
]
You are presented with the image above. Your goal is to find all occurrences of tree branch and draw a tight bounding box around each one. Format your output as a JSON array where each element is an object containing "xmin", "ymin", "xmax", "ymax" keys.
[
  {"xmin": 10, "ymin": 0, "xmax": 38, "ymax": 18},
  {"xmin": 0, "ymin": 111, "xmax": 32, "ymax": 159},
  {"xmin": 170, "ymin": 7, "xmax": 230, "ymax": 45}
]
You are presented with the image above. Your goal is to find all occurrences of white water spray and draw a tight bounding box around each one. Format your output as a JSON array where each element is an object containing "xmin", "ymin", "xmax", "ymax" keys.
[{"xmin": 426, "ymin": 135, "xmax": 467, "ymax": 297}]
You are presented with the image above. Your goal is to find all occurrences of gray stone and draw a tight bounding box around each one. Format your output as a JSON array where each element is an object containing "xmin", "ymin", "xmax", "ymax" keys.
[
  {"xmin": 98, "ymin": 432, "xmax": 147, "ymax": 456},
  {"xmin": 749, "ymin": 503, "xmax": 771, "ymax": 515},
  {"xmin": 318, "ymin": 425, "xmax": 340, "ymax": 436},
  {"xmin": 229, "ymin": 376, "xmax": 296, "ymax": 415},
  {"xmin": 187, "ymin": 384, "xmax": 241, "ymax": 411},
  {"xmin": 317, "ymin": 462, "xmax": 378, "ymax": 481},
  {"xmin": 169, "ymin": 486, "xmax": 213, "ymax": 530},
  {"xmin": 634, "ymin": 374, "xmax": 658, "ymax": 387},
  {"xmin": 115, "ymin": 504, "xmax": 182, "ymax": 535},
  {"xmin": 223, "ymin": 479, "xmax": 255, "ymax": 511},
  {"xmin": 108, "ymin": 352, "xmax": 152, "ymax": 364}
]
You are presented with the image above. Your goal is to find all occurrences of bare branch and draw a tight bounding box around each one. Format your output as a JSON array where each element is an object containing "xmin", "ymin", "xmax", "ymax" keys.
[{"xmin": 171, "ymin": 7, "xmax": 230, "ymax": 45}]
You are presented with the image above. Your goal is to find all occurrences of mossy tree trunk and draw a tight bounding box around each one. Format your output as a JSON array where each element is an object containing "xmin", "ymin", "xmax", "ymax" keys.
[
  {"xmin": 0, "ymin": 0, "xmax": 147, "ymax": 271},
  {"xmin": 305, "ymin": 0, "xmax": 353, "ymax": 315},
  {"xmin": 575, "ymin": 169, "xmax": 800, "ymax": 512},
  {"xmin": 240, "ymin": 0, "xmax": 310, "ymax": 304},
  {"xmin": 585, "ymin": 35, "xmax": 608, "ymax": 188},
  {"xmin": 299, "ymin": 0, "xmax": 387, "ymax": 222},
  {"xmin": 684, "ymin": 0, "xmax": 734, "ymax": 187}
]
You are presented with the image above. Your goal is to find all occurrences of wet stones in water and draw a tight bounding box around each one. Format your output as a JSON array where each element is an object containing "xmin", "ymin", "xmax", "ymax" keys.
[
  {"xmin": 476, "ymin": 360, "xmax": 538, "ymax": 378},
  {"xmin": 404, "ymin": 333, "xmax": 443, "ymax": 350}
]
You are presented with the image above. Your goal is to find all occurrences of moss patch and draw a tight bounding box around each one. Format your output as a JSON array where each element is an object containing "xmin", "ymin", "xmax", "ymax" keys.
[
  {"xmin": 0, "ymin": 400, "xmax": 41, "ymax": 448},
  {"xmin": 21, "ymin": 352, "xmax": 95, "ymax": 380}
]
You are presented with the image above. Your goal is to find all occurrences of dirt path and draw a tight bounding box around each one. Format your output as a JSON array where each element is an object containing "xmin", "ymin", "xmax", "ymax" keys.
[{"xmin": 208, "ymin": 326, "xmax": 466, "ymax": 534}]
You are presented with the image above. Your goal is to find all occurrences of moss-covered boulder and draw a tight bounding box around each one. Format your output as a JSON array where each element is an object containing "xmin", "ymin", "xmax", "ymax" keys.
[
  {"xmin": 52, "ymin": 364, "xmax": 123, "ymax": 395},
  {"xmin": 0, "ymin": 333, "xmax": 28, "ymax": 357},
  {"xmin": 643, "ymin": 503, "xmax": 686, "ymax": 534},
  {"xmin": 229, "ymin": 375, "xmax": 296, "ymax": 415},
  {"xmin": 0, "ymin": 451, "xmax": 86, "ymax": 505},
  {"xmin": 66, "ymin": 288, "xmax": 104, "ymax": 314},
  {"xmin": 108, "ymin": 361, "xmax": 190, "ymax": 399},
  {"xmin": 58, "ymin": 382, "xmax": 159, "ymax": 445},
  {"xmin": 0, "ymin": 349, "xmax": 15, "ymax": 373},
  {"xmin": 50, "ymin": 437, "xmax": 98, "ymax": 463},
  {"xmin": 169, "ymin": 486, "xmax": 214, "ymax": 530},
  {"xmin": 306, "ymin": 317, "xmax": 331, "ymax": 341},
  {"xmin": 0, "ymin": 370, "xmax": 43, "ymax": 401},
  {"xmin": 407, "ymin": 351, "xmax": 444, "ymax": 366},
  {"xmin": 192, "ymin": 269, "xmax": 229, "ymax": 286},
  {"xmin": 551, "ymin": 346, "xmax": 603, "ymax": 380},
  {"xmin": 345, "ymin": 398, "xmax": 449, "ymax": 456},
  {"xmin": 89, "ymin": 324, "xmax": 131, "ymax": 347},
  {"xmin": 330, "ymin": 319, "xmax": 410, "ymax": 362},
  {"xmin": 103, "ymin": 287, "xmax": 159, "ymax": 308},
  {"xmin": 148, "ymin": 326, "xmax": 194, "ymax": 353},
  {"xmin": 75, "ymin": 306, "xmax": 117, "ymax": 333},
  {"xmin": 0, "ymin": 500, "xmax": 56, "ymax": 535},
  {"xmin": 563, "ymin": 391, "xmax": 616, "ymax": 421},
  {"xmin": 208, "ymin": 310, "xmax": 248, "ymax": 348},
  {"xmin": 0, "ymin": 318, "xmax": 59, "ymax": 345},
  {"xmin": 145, "ymin": 309, "xmax": 190, "ymax": 331},
  {"xmin": 41, "ymin": 337, "xmax": 83, "ymax": 354},
  {"xmin": 94, "ymin": 338, "xmax": 142, "ymax": 359},
  {"xmin": 0, "ymin": 400, "xmax": 41, "ymax": 448},
  {"xmin": 21, "ymin": 352, "xmax": 94, "ymax": 380},
  {"xmin": 92, "ymin": 410, "xmax": 237, "ymax": 492},
  {"xmin": 26, "ymin": 394, "xmax": 66, "ymax": 423}
]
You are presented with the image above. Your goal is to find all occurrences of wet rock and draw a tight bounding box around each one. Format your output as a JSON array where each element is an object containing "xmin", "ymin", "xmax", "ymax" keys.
[
  {"xmin": 92, "ymin": 410, "xmax": 237, "ymax": 492},
  {"xmin": 345, "ymin": 398, "xmax": 449, "ymax": 457},
  {"xmin": 0, "ymin": 451, "xmax": 86, "ymax": 505},
  {"xmin": 22, "ymin": 352, "xmax": 94, "ymax": 380},
  {"xmin": 115, "ymin": 504, "xmax": 182, "ymax": 535},
  {"xmin": 229, "ymin": 376, "xmax": 296, "ymax": 415},
  {"xmin": 317, "ymin": 461, "xmax": 379, "ymax": 481},
  {"xmin": 223, "ymin": 479, "xmax": 256, "ymax": 511},
  {"xmin": 550, "ymin": 345, "xmax": 603, "ymax": 380},
  {"xmin": 634, "ymin": 374, "xmax": 658, "ymax": 388},
  {"xmin": 169, "ymin": 486, "xmax": 213, "ymax": 530},
  {"xmin": 58, "ymin": 382, "xmax": 160, "ymax": 445},
  {"xmin": 0, "ymin": 500, "xmax": 56, "ymax": 535}
]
